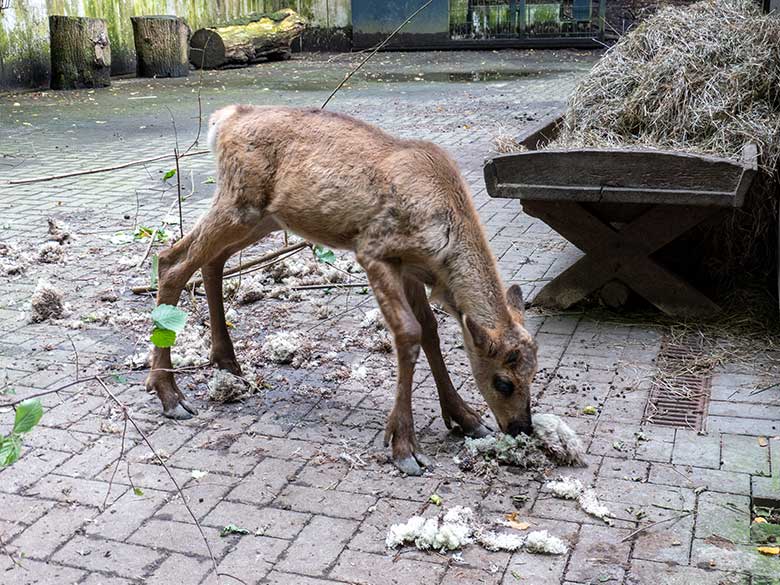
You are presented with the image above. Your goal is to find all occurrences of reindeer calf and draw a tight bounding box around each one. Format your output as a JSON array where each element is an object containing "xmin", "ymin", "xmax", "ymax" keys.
[{"xmin": 147, "ymin": 106, "xmax": 538, "ymax": 475}]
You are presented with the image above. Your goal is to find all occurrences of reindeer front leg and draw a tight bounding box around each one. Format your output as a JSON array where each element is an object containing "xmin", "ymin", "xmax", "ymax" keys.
[
  {"xmin": 403, "ymin": 277, "xmax": 490, "ymax": 438},
  {"xmin": 358, "ymin": 256, "xmax": 431, "ymax": 476}
]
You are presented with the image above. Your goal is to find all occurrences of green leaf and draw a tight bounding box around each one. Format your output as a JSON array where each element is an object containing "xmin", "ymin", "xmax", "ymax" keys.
[
  {"xmin": 429, "ymin": 493, "xmax": 442, "ymax": 506},
  {"xmin": 133, "ymin": 487, "xmax": 145, "ymax": 496},
  {"xmin": 162, "ymin": 168, "xmax": 176, "ymax": 181},
  {"xmin": 1, "ymin": 387, "xmax": 16, "ymax": 395},
  {"xmin": 0, "ymin": 435, "xmax": 22, "ymax": 467},
  {"xmin": 151, "ymin": 304, "xmax": 187, "ymax": 333},
  {"xmin": 13, "ymin": 399, "xmax": 43, "ymax": 434},
  {"xmin": 111, "ymin": 374, "xmax": 128, "ymax": 384},
  {"xmin": 203, "ymin": 176, "xmax": 216, "ymax": 184},
  {"xmin": 313, "ymin": 244, "xmax": 336, "ymax": 265},
  {"xmin": 220, "ymin": 524, "xmax": 250, "ymax": 537},
  {"xmin": 150, "ymin": 327, "xmax": 177, "ymax": 348},
  {"xmin": 150, "ymin": 254, "xmax": 159, "ymax": 289}
]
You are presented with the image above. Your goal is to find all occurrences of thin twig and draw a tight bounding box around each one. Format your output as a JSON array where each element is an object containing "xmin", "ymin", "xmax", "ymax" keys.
[
  {"xmin": 103, "ymin": 415, "xmax": 129, "ymax": 510},
  {"xmin": 320, "ymin": 0, "xmax": 435, "ymax": 109},
  {"xmin": 131, "ymin": 241, "xmax": 309, "ymax": 294},
  {"xmin": 620, "ymin": 511, "xmax": 692, "ymax": 542},
  {"xmin": 95, "ymin": 377, "xmax": 222, "ymax": 581},
  {"xmin": 4, "ymin": 150, "xmax": 209, "ymax": 186}
]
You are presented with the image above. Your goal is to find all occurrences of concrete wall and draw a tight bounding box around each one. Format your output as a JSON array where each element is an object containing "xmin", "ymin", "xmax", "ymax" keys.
[{"xmin": 0, "ymin": 0, "xmax": 351, "ymax": 89}]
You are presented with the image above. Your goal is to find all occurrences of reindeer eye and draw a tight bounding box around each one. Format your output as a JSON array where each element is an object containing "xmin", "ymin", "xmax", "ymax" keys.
[{"xmin": 493, "ymin": 375, "xmax": 515, "ymax": 396}]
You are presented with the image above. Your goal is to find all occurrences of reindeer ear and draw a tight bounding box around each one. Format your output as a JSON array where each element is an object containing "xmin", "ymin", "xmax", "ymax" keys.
[
  {"xmin": 506, "ymin": 284, "xmax": 525, "ymax": 313},
  {"xmin": 463, "ymin": 315, "xmax": 497, "ymax": 356}
]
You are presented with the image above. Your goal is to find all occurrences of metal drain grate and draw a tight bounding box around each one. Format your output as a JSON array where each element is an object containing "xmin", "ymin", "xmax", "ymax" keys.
[{"xmin": 643, "ymin": 335, "xmax": 712, "ymax": 431}]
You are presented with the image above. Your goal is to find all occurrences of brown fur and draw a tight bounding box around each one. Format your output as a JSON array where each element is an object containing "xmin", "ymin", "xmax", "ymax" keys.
[{"xmin": 147, "ymin": 106, "xmax": 538, "ymax": 475}]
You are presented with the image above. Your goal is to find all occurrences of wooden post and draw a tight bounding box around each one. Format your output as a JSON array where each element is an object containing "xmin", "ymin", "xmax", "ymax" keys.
[
  {"xmin": 49, "ymin": 16, "xmax": 111, "ymax": 90},
  {"xmin": 189, "ymin": 9, "xmax": 305, "ymax": 69},
  {"xmin": 131, "ymin": 16, "xmax": 190, "ymax": 78}
]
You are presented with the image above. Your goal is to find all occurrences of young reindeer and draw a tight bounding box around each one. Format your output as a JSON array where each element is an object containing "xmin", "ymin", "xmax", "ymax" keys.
[{"xmin": 147, "ymin": 105, "xmax": 538, "ymax": 476}]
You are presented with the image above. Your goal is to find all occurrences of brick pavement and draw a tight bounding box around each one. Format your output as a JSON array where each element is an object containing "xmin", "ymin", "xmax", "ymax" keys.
[{"xmin": 1, "ymin": 51, "xmax": 779, "ymax": 585}]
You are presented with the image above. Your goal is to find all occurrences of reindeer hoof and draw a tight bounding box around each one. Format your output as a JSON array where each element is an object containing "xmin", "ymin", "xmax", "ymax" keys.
[
  {"xmin": 463, "ymin": 421, "xmax": 492, "ymax": 439},
  {"xmin": 163, "ymin": 400, "xmax": 198, "ymax": 420},
  {"xmin": 394, "ymin": 452, "xmax": 432, "ymax": 476},
  {"xmin": 212, "ymin": 355, "xmax": 242, "ymax": 376}
]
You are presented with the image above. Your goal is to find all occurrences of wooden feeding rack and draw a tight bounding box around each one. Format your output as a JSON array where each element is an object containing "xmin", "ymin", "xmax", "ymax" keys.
[{"xmin": 484, "ymin": 114, "xmax": 759, "ymax": 317}]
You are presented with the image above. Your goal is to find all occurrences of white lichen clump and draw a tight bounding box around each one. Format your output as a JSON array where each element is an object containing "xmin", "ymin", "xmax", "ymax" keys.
[
  {"xmin": 545, "ymin": 477, "xmax": 584, "ymax": 500},
  {"xmin": 544, "ymin": 476, "xmax": 613, "ymax": 525},
  {"xmin": 475, "ymin": 530, "xmax": 525, "ymax": 552},
  {"xmin": 386, "ymin": 506, "xmax": 474, "ymax": 551},
  {"xmin": 37, "ymin": 241, "xmax": 64, "ymax": 264},
  {"xmin": 524, "ymin": 530, "xmax": 568, "ymax": 555},
  {"xmin": 531, "ymin": 413, "xmax": 586, "ymax": 466},
  {"xmin": 261, "ymin": 331, "xmax": 302, "ymax": 364},
  {"xmin": 30, "ymin": 279, "xmax": 65, "ymax": 322},
  {"xmin": 207, "ymin": 370, "xmax": 251, "ymax": 403}
]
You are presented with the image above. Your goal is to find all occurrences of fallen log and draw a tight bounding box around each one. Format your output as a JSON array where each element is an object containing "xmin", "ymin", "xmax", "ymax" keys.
[
  {"xmin": 131, "ymin": 15, "xmax": 190, "ymax": 78},
  {"xmin": 49, "ymin": 15, "xmax": 111, "ymax": 90},
  {"xmin": 189, "ymin": 9, "xmax": 305, "ymax": 69}
]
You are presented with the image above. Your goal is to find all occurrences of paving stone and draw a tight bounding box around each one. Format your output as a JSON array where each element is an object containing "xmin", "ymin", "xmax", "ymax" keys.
[
  {"xmin": 329, "ymin": 549, "xmax": 446, "ymax": 584},
  {"xmin": 202, "ymin": 501, "xmax": 309, "ymax": 539},
  {"xmin": 626, "ymin": 559, "xmax": 748, "ymax": 585},
  {"xmin": 0, "ymin": 558, "xmax": 87, "ymax": 585},
  {"xmin": 564, "ymin": 524, "xmax": 632, "ymax": 583},
  {"xmin": 144, "ymin": 552, "xmax": 212, "ymax": 585},
  {"xmin": 217, "ymin": 535, "xmax": 289, "ymax": 583},
  {"xmin": 227, "ymin": 457, "xmax": 302, "ymax": 505},
  {"xmin": 720, "ymin": 434, "xmax": 771, "ymax": 476},
  {"xmin": 276, "ymin": 515, "xmax": 359, "ymax": 575},
  {"xmin": 672, "ymin": 429, "xmax": 721, "ymax": 469},
  {"xmin": 85, "ymin": 487, "xmax": 169, "ymax": 541},
  {"xmin": 347, "ymin": 497, "xmax": 423, "ymax": 555},
  {"xmin": 691, "ymin": 539, "xmax": 780, "ymax": 578},
  {"xmin": 502, "ymin": 550, "xmax": 568, "ymax": 585},
  {"xmin": 51, "ymin": 534, "xmax": 162, "ymax": 578},
  {"xmin": 24, "ymin": 474, "xmax": 124, "ymax": 509},
  {"xmin": 648, "ymin": 463, "xmax": 751, "ymax": 495},
  {"xmin": 632, "ymin": 510, "xmax": 694, "ymax": 564},
  {"xmin": 0, "ymin": 449, "xmax": 72, "ymax": 494},
  {"xmin": 153, "ymin": 477, "xmax": 234, "ymax": 523},
  {"xmin": 8, "ymin": 502, "xmax": 97, "ymax": 560},
  {"xmin": 265, "ymin": 572, "xmax": 348, "ymax": 585},
  {"xmin": 695, "ymin": 492, "xmax": 751, "ymax": 545},
  {"xmin": 277, "ymin": 475, "xmax": 380, "ymax": 517}
]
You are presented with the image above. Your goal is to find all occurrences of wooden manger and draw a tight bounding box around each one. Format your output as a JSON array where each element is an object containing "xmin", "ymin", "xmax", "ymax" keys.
[{"xmin": 484, "ymin": 114, "xmax": 759, "ymax": 317}]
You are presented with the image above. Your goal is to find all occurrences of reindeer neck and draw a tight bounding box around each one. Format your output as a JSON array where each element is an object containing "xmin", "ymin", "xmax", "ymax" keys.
[{"xmin": 441, "ymin": 226, "xmax": 510, "ymax": 329}]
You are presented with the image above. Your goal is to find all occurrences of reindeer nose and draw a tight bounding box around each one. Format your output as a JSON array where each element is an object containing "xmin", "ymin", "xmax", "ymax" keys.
[{"xmin": 505, "ymin": 419, "xmax": 533, "ymax": 437}]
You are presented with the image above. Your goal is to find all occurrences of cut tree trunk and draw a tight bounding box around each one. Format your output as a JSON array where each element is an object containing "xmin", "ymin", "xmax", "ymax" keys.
[
  {"xmin": 49, "ymin": 16, "xmax": 111, "ymax": 90},
  {"xmin": 131, "ymin": 16, "xmax": 190, "ymax": 78},
  {"xmin": 190, "ymin": 9, "xmax": 305, "ymax": 69}
]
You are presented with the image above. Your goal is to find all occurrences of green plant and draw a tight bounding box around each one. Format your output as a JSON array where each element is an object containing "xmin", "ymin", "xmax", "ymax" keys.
[
  {"xmin": 0, "ymin": 398, "xmax": 43, "ymax": 467},
  {"xmin": 313, "ymin": 244, "xmax": 336, "ymax": 265},
  {"xmin": 150, "ymin": 304, "xmax": 188, "ymax": 348}
]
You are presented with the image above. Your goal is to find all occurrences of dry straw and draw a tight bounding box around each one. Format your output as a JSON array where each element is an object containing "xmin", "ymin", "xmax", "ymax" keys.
[
  {"xmin": 555, "ymin": 0, "xmax": 780, "ymax": 173},
  {"xmin": 545, "ymin": 0, "xmax": 780, "ymax": 282}
]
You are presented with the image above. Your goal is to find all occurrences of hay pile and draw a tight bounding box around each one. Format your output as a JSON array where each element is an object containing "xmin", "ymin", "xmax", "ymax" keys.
[
  {"xmin": 551, "ymin": 0, "xmax": 780, "ymax": 283},
  {"xmin": 556, "ymin": 0, "xmax": 780, "ymax": 171}
]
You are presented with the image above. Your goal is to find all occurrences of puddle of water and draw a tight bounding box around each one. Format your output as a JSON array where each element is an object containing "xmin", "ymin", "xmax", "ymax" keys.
[{"xmin": 360, "ymin": 70, "xmax": 547, "ymax": 83}]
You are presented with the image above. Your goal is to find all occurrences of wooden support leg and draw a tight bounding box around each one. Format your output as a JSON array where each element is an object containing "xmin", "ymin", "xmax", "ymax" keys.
[{"xmin": 523, "ymin": 201, "xmax": 722, "ymax": 317}]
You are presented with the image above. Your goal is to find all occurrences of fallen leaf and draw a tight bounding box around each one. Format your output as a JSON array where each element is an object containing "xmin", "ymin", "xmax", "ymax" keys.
[
  {"xmin": 583, "ymin": 405, "xmax": 598, "ymax": 415},
  {"xmin": 757, "ymin": 546, "xmax": 780, "ymax": 556},
  {"xmin": 758, "ymin": 437, "xmax": 769, "ymax": 447},
  {"xmin": 429, "ymin": 494, "xmax": 442, "ymax": 506},
  {"xmin": 753, "ymin": 517, "xmax": 768, "ymax": 524}
]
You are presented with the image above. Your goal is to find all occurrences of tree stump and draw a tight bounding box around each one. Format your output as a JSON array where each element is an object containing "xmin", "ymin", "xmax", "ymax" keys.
[
  {"xmin": 131, "ymin": 16, "xmax": 190, "ymax": 78},
  {"xmin": 189, "ymin": 9, "xmax": 305, "ymax": 69},
  {"xmin": 49, "ymin": 16, "xmax": 111, "ymax": 90}
]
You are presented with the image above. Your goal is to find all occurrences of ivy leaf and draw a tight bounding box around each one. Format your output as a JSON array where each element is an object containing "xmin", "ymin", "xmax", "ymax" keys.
[
  {"xmin": 150, "ymin": 327, "xmax": 177, "ymax": 348},
  {"xmin": 0, "ymin": 436, "xmax": 22, "ymax": 467},
  {"xmin": 162, "ymin": 168, "xmax": 176, "ymax": 181},
  {"xmin": 313, "ymin": 244, "xmax": 336, "ymax": 265},
  {"xmin": 151, "ymin": 305, "xmax": 187, "ymax": 333},
  {"xmin": 13, "ymin": 399, "xmax": 43, "ymax": 434}
]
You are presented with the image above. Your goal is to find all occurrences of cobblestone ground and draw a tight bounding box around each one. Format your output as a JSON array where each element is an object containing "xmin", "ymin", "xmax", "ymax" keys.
[{"xmin": 1, "ymin": 51, "xmax": 779, "ymax": 585}]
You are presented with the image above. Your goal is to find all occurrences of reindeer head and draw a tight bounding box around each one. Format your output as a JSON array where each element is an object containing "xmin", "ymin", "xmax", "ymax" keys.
[{"xmin": 462, "ymin": 285, "xmax": 538, "ymax": 436}]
